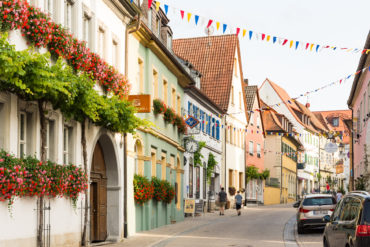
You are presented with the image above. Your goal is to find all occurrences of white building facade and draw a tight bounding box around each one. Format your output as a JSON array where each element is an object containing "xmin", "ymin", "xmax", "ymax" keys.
[{"xmin": 0, "ymin": 0, "xmax": 139, "ymax": 246}]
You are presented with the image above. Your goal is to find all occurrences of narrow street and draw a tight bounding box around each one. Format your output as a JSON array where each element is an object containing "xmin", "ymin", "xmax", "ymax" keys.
[{"xmin": 106, "ymin": 204, "xmax": 323, "ymax": 247}]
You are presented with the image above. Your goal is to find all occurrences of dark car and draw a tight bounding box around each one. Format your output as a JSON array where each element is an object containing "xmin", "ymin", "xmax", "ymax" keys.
[
  {"xmin": 294, "ymin": 194, "xmax": 337, "ymax": 234},
  {"xmin": 323, "ymin": 191, "xmax": 370, "ymax": 247}
]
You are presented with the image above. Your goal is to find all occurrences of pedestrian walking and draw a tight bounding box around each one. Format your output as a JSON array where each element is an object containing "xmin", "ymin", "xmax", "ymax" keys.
[
  {"xmin": 235, "ymin": 191, "xmax": 242, "ymax": 216},
  {"xmin": 336, "ymin": 190, "xmax": 342, "ymax": 202},
  {"xmin": 326, "ymin": 182, "xmax": 330, "ymax": 193},
  {"xmin": 218, "ymin": 187, "xmax": 227, "ymax": 216}
]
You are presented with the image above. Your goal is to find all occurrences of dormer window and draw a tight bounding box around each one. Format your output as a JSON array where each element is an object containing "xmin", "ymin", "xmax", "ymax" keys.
[
  {"xmin": 167, "ymin": 33, "xmax": 172, "ymax": 50},
  {"xmin": 332, "ymin": 117, "xmax": 339, "ymax": 127},
  {"xmin": 156, "ymin": 18, "xmax": 161, "ymax": 36}
]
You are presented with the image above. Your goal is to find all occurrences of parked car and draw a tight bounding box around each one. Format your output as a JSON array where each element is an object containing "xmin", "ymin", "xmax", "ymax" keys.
[
  {"xmin": 323, "ymin": 191, "xmax": 370, "ymax": 247},
  {"xmin": 293, "ymin": 194, "xmax": 337, "ymax": 234}
]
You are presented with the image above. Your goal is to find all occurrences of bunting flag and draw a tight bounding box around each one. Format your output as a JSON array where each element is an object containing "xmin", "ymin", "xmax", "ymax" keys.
[
  {"xmin": 157, "ymin": 1, "xmax": 370, "ymax": 54},
  {"xmin": 216, "ymin": 22, "xmax": 220, "ymax": 31},
  {"xmin": 148, "ymin": 0, "xmax": 153, "ymax": 9},
  {"xmin": 155, "ymin": 1, "xmax": 160, "ymax": 11}
]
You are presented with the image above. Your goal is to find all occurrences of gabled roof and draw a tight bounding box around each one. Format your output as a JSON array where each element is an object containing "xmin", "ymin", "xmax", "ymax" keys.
[
  {"xmin": 294, "ymin": 101, "xmax": 328, "ymax": 132},
  {"xmin": 261, "ymin": 78, "xmax": 318, "ymax": 133},
  {"xmin": 260, "ymin": 100, "xmax": 286, "ymax": 132},
  {"xmin": 348, "ymin": 31, "xmax": 370, "ymax": 107},
  {"xmin": 173, "ymin": 35, "xmax": 240, "ymax": 111},
  {"xmin": 245, "ymin": 85, "xmax": 258, "ymax": 112}
]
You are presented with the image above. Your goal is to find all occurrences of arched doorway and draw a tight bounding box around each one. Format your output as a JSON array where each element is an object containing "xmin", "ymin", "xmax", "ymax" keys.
[
  {"xmin": 89, "ymin": 133, "xmax": 120, "ymax": 242},
  {"xmin": 90, "ymin": 141, "xmax": 107, "ymax": 242}
]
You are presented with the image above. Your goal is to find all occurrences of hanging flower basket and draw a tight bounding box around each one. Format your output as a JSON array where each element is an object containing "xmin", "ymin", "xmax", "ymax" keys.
[{"xmin": 133, "ymin": 174, "xmax": 154, "ymax": 205}]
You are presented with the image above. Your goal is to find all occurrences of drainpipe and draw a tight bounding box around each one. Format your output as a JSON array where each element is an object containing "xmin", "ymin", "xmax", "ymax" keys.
[
  {"xmin": 350, "ymin": 108, "xmax": 354, "ymax": 191},
  {"xmin": 124, "ymin": 9, "xmax": 141, "ymax": 239}
]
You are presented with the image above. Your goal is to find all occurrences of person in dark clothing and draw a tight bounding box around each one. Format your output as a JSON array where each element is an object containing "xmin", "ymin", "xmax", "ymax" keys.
[
  {"xmin": 218, "ymin": 187, "xmax": 227, "ymax": 215},
  {"xmin": 235, "ymin": 191, "xmax": 243, "ymax": 216}
]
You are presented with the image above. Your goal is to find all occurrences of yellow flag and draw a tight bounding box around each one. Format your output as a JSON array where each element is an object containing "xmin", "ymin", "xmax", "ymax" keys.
[
  {"xmin": 243, "ymin": 29, "xmax": 247, "ymax": 37},
  {"xmin": 266, "ymin": 35, "xmax": 271, "ymax": 42},
  {"xmin": 155, "ymin": 1, "xmax": 160, "ymax": 11},
  {"xmin": 289, "ymin": 40, "xmax": 294, "ymax": 48},
  {"xmin": 216, "ymin": 22, "xmax": 220, "ymax": 30},
  {"xmin": 187, "ymin": 13, "xmax": 192, "ymax": 22},
  {"xmin": 310, "ymin": 44, "xmax": 314, "ymax": 51}
]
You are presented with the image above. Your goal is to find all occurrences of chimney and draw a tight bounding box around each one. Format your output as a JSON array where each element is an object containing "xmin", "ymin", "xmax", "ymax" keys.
[
  {"xmin": 305, "ymin": 103, "xmax": 310, "ymax": 109},
  {"xmin": 244, "ymin": 79, "xmax": 248, "ymax": 86}
]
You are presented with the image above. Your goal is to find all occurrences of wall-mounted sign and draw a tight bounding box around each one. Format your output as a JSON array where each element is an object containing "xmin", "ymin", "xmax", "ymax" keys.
[
  {"xmin": 324, "ymin": 142, "xmax": 338, "ymax": 153},
  {"xmin": 128, "ymin": 95, "xmax": 151, "ymax": 113},
  {"xmin": 185, "ymin": 116, "xmax": 199, "ymax": 129},
  {"xmin": 184, "ymin": 199, "xmax": 195, "ymax": 214},
  {"xmin": 336, "ymin": 164, "xmax": 344, "ymax": 174}
]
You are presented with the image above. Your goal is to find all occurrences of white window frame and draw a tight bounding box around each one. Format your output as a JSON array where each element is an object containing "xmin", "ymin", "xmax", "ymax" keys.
[
  {"xmin": 64, "ymin": 0, "xmax": 74, "ymax": 31},
  {"xmin": 19, "ymin": 112, "xmax": 27, "ymax": 158},
  {"xmin": 44, "ymin": 0, "xmax": 53, "ymax": 16},
  {"xmin": 257, "ymin": 144, "xmax": 261, "ymax": 158},
  {"xmin": 249, "ymin": 141, "xmax": 253, "ymax": 155},
  {"xmin": 63, "ymin": 126, "xmax": 69, "ymax": 164},
  {"xmin": 112, "ymin": 39, "xmax": 118, "ymax": 67},
  {"xmin": 82, "ymin": 12, "xmax": 91, "ymax": 47},
  {"xmin": 98, "ymin": 27, "xmax": 105, "ymax": 58}
]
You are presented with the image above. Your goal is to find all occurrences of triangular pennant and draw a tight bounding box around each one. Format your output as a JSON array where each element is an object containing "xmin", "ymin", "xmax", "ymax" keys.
[
  {"xmin": 187, "ymin": 13, "xmax": 192, "ymax": 22},
  {"xmin": 316, "ymin": 44, "xmax": 320, "ymax": 52},
  {"xmin": 295, "ymin": 41, "xmax": 299, "ymax": 50},
  {"xmin": 207, "ymin": 19, "xmax": 213, "ymax": 28},
  {"xmin": 305, "ymin": 43, "xmax": 310, "ymax": 50},
  {"xmin": 282, "ymin": 39, "xmax": 288, "ymax": 46},
  {"xmin": 267, "ymin": 35, "xmax": 271, "ymax": 42},
  {"xmin": 216, "ymin": 22, "xmax": 220, "ymax": 30},
  {"xmin": 223, "ymin": 24, "xmax": 227, "ymax": 33},
  {"xmin": 262, "ymin": 33, "xmax": 266, "ymax": 40},
  {"xmin": 310, "ymin": 44, "xmax": 314, "ymax": 51},
  {"xmin": 180, "ymin": 10, "xmax": 184, "ymax": 19},
  {"xmin": 164, "ymin": 4, "xmax": 168, "ymax": 14},
  {"xmin": 155, "ymin": 1, "xmax": 160, "ymax": 11},
  {"xmin": 148, "ymin": 0, "xmax": 153, "ymax": 9},
  {"xmin": 194, "ymin": 15, "xmax": 199, "ymax": 25},
  {"xmin": 243, "ymin": 29, "xmax": 247, "ymax": 37},
  {"xmin": 236, "ymin": 28, "xmax": 240, "ymax": 36},
  {"xmin": 289, "ymin": 40, "xmax": 294, "ymax": 48},
  {"xmin": 273, "ymin": 36, "xmax": 277, "ymax": 43},
  {"xmin": 249, "ymin": 30, "xmax": 253, "ymax": 40}
]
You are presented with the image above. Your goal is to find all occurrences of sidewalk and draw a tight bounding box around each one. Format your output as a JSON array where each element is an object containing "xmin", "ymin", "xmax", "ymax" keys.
[{"xmin": 103, "ymin": 204, "xmax": 294, "ymax": 247}]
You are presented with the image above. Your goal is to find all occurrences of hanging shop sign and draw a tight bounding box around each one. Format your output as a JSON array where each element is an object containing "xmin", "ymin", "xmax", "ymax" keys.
[
  {"xmin": 185, "ymin": 116, "xmax": 199, "ymax": 129},
  {"xmin": 324, "ymin": 142, "xmax": 338, "ymax": 153},
  {"xmin": 128, "ymin": 95, "xmax": 151, "ymax": 113}
]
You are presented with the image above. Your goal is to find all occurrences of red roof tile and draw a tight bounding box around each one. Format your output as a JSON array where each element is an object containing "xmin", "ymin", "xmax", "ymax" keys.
[{"xmin": 173, "ymin": 35, "xmax": 239, "ymax": 111}]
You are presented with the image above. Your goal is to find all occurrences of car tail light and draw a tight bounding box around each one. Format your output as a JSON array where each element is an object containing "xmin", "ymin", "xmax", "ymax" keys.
[
  {"xmin": 299, "ymin": 207, "xmax": 310, "ymax": 213},
  {"xmin": 356, "ymin": 225, "xmax": 370, "ymax": 237},
  {"xmin": 329, "ymin": 209, "xmax": 334, "ymax": 212}
]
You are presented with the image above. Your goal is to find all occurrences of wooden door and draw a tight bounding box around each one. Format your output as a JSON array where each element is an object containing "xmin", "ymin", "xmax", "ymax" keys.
[{"xmin": 90, "ymin": 142, "xmax": 107, "ymax": 242}]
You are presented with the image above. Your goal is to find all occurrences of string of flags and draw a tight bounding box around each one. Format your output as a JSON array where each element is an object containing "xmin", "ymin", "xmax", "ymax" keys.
[{"xmin": 140, "ymin": 0, "xmax": 370, "ymax": 54}]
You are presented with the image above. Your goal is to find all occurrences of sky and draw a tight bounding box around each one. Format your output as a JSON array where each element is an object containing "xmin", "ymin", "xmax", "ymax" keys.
[{"xmin": 160, "ymin": 0, "xmax": 370, "ymax": 111}]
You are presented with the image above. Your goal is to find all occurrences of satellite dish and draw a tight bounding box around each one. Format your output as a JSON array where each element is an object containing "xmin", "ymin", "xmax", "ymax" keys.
[{"xmin": 204, "ymin": 26, "xmax": 214, "ymax": 36}]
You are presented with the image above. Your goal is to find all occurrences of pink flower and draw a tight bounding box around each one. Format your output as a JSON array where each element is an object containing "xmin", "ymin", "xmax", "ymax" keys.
[{"xmin": 0, "ymin": 159, "xmax": 4, "ymax": 162}]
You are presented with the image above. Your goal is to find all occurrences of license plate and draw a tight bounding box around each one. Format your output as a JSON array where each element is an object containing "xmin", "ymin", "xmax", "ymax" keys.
[{"xmin": 313, "ymin": 210, "xmax": 327, "ymax": 215}]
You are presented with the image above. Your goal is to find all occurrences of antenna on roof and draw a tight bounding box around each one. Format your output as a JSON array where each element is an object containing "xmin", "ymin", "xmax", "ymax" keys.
[{"xmin": 204, "ymin": 26, "xmax": 214, "ymax": 46}]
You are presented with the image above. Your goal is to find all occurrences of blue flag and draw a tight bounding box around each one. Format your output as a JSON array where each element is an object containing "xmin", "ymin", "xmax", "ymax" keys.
[
  {"xmin": 195, "ymin": 15, "xmax": 199, "ymax": 25},
  {"xmin": 223, "ymin": 24, "xmax": 227, "ymax": 33},
  {"xmin": 249, "ymin": 31, "xmax": 253, "ymax": 40},
  {"xmin": 316, "ymin": 44, "xmax": 320, "ymax": 52},
  {"xmin": 273, "ymin": 36, "xmax": 277, "ymax": 44},
  {"xmin": 295, "ymin": 41, "xmax": 299, "ymax": 50},
  {"xmin": 164, "ymin": 4, "xmax": 168, "ymax": 15}
]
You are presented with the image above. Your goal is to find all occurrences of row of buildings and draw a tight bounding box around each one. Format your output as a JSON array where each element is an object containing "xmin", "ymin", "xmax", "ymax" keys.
[{"xmin": 0, "ymin": 1, "xmax": 363, "ymax": 247}]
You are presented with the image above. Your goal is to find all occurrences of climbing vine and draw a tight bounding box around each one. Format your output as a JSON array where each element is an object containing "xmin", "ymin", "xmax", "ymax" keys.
[
  {"xmin": 194, "ymin": 141, "xmax": 206, "ymax": 167},
  {"xmin": 206, "ymin": 153, "xmax": 218, "ymax": 183}
]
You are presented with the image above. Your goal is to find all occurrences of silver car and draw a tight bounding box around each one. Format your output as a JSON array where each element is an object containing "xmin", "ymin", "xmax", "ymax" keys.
[{"xmin": 293, "ymin": 194, "xmax": 337, "ymax": 234}]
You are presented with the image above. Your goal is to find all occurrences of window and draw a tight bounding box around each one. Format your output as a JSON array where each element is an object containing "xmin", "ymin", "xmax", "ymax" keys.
[
  {"xmin": 155, "ymin": 18, "xmax": 160, "ymax": 37},
  {"xmin": 151, "ymin": 149, "xmax": 156, "ymax": 177},
  {"xmin": 112, "ymin": 40, "xmax": 118, "ymax": 67},
  {"xmin": 239, "ymin": 172, "xmax": 243, "ymax": 190},
  {"xmin": 163, "ymin": 80, "xmax": 168, "ymax": 104},
  {"xmin": 249, "ymin": 141, "xmax": 253, "ymax": 155},
  {"xmin": 0, "ymin": 102, "xmax": 6, "ymax": 149},
  {"xmin": 188, "ymin": 101, "xmax": 193, "ymax": 116},
  {"xmin": 19, "ymin": 112, "xmax": 27, "ymax": 158},
  {"xmin": 44, "ymin": 0, "xmax": 53, "ymax": 16},
  {"xmin": 211, "ymin": 118, "xmax": 215, "ymax": 138},
  {"xmin": 161, "ymin": 153, "xmax": 166, "ymax": 180},
  {"xmin": 46, "ymin": 119, "xmax": 56, "ymax": 161},
  {"xmin": 250, "ymin": 112, "xmax": 254, "ymax": 126},
  {"xmin": 196, "ymin": 166, "xmax": 200, "ymax": 199},
  {"xmin": 167, "ymin": 33, "xmax": 172, "ymax": 50},
  {"xmin": 257, "ymin": 144, "xmax": 261, "ymax": 158},
  {"xmin": 64, "ymin": 0, "xmax": 74, "ymax": 31},
  {"xmin": 257, "ymin": 116, "xmax": 260, "ymax": 128},
  {"xmin": 82, "ymin": 13, "xmax": 91, "ymax": 47},
  {"xmin": 229, "ymin": 169, "xmax": 233, "ymax": 187},
  {"xmin": 177, "ymin": 95, "xmax": 181, "ymax": 114},
  {"xmin": 63, "ymin": 126, "xmax": 74, "ymax": 164},
  {"xmin": 363, "ymin": 93, "xmax": 367, "ymax": 126},
  {"xmin": 152, "ymin": 70, "xmax": 158, "ymax": 99},
  {"xmin": 171, "ymin": 88, "xmax": 176, "ymax": 109},
  {"xmin": 189, "ymin": 158, "xmax": 193, "ymax": 198},
  {"xmin": 203, "ymin": 166, "xmax": 207, "ymax": 199},
  {"xmin": 339, "ymin": 198, "xmax": 360, "ymax": 221},
  {"xmin": 98, "ymin": 27, "xmax": 105, "ymax": 58},
  {"xmin": 231, "ymin": 86, "xmax": 234, "ymax": 105},
  {"xmin": 234, "ymin": 58, "xmax": 238, "ymax": 77},
  {"xmin": 138, "ymin": 58, "xmax": 144, "ymax": 93}
]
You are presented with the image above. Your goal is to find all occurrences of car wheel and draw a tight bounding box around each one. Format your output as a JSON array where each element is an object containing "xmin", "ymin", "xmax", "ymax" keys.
[
  {"xmin": 323, "ymin": 237, "xmax": 330, "ymax": 247},
  {"xmin": 297, "ymin": 225, "xmax": 305, "ymax": 234}
]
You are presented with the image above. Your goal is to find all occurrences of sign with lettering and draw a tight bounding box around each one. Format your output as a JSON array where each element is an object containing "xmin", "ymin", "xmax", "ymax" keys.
[
  {"xmin": 184, "ymin": 199, "xmax": 195, "ymax": 214},
  {"xmin": 128, "ymin": 95, "xmax": 151, "ymax": 113}
]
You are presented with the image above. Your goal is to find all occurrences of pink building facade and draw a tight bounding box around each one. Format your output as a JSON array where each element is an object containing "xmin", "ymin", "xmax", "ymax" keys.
[
  {"xmin": 244, "ymin": 85, "xmax": 265, "ymax": 203},
  {"xmin": 347, "ymin": 32, "xmax": 370, "ymax": 184}
]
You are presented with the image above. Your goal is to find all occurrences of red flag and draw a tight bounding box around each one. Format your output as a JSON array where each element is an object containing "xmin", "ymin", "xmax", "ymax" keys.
[
  {"xmin": 306, "ymin": 43, "xmax": 310, "ymax": 49},
  {"xmin": 339, "ymin": 79, "xmax": 343, "ymax": 84},
  {"xmin": 207, "ymin": 19, "xmax": 213, "ymax": 28},
  {"xmin": 148, "ymin": 0, "xmax": 153, "ymax": 8},
  {"xmin": 236, "ymin": 28, "xmax": 240, "ymax": 36},
  {"xmin": 282, "ymin": 39, "xmax": 288, "ymax": 45},
  {"xmin": 180, "ymin": 10, "xmax": 184, "ymax": 19},
  {"xmin": 262, "ymin": 33, "xmax": 265, "ymax": 40}
]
